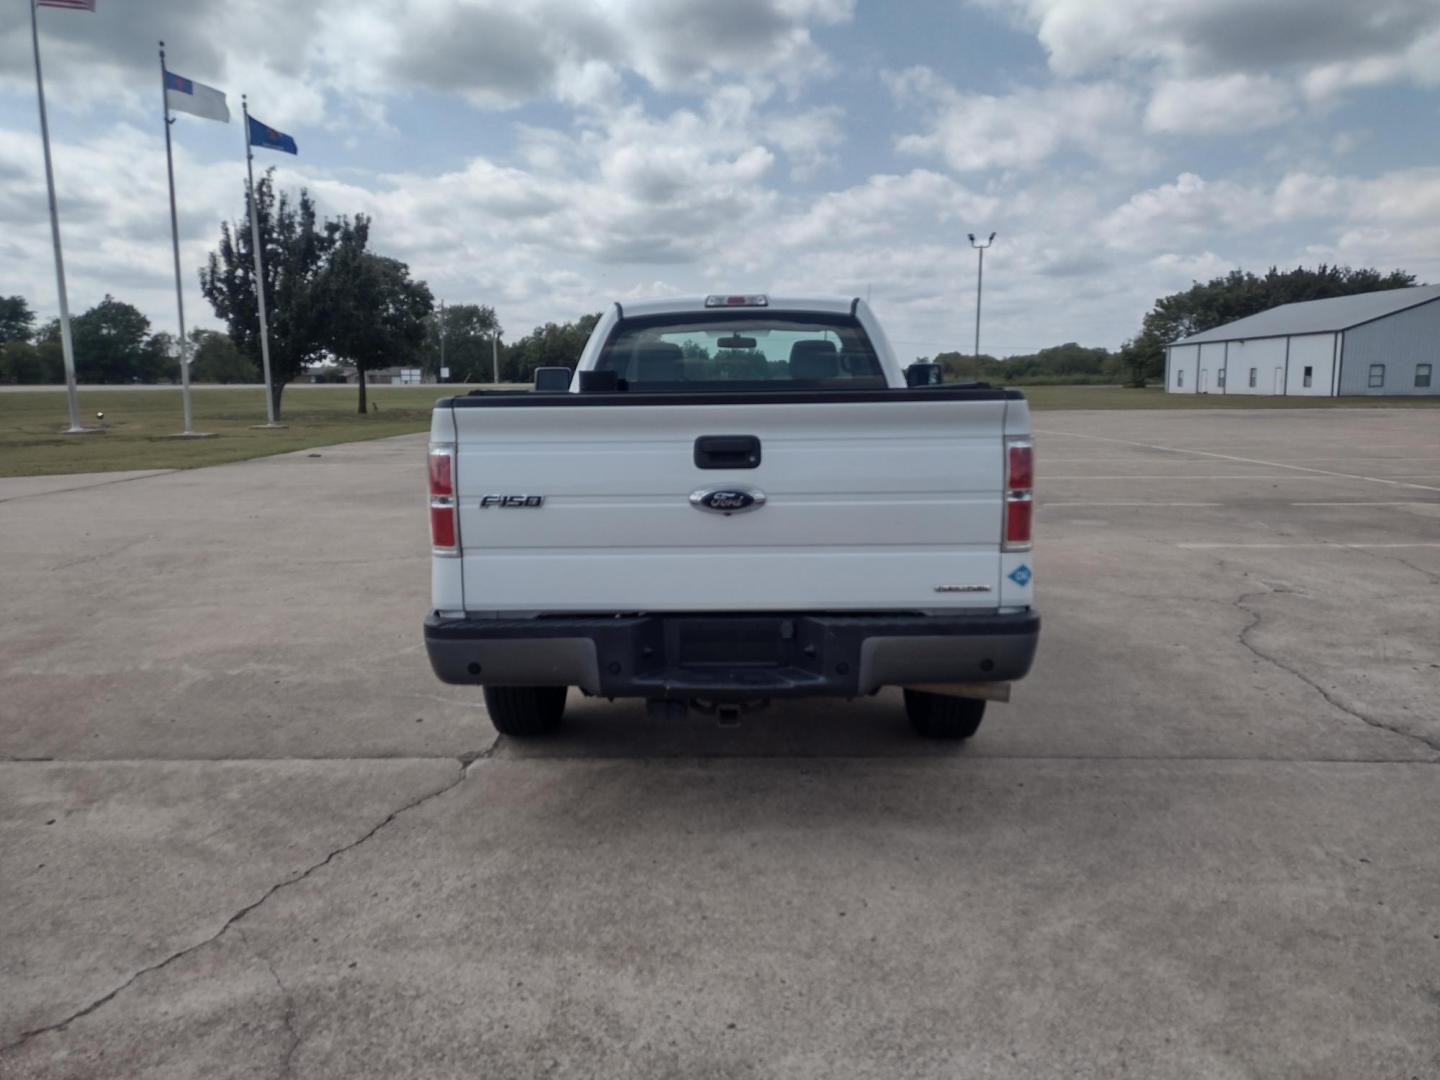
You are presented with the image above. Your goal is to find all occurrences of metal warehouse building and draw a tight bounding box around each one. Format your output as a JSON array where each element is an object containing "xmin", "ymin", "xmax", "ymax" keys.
[{"xmin": 1166, "ymin": 284, "xmax": 1440, "ymax": 397}]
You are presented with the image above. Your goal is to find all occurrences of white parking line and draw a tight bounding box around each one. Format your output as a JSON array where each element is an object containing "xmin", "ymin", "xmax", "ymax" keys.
[
  {"xmin": 1036, "ymin": 428, "xmax": 1440, "ymax": 494},
  {"xmin": 1178, "ymin": 542, "xmax": 1440, "ymax": 550},
  {"xmin": 1043, "ymin": 501, "xmax": 1224, "ymax": 507},
  {"xmin": 1292, "ymin": 501, "xmax": 1440, "ymax": 507},
  {"xmin": 1042, "ymin": 480, "xmax": 1330, "ymax": 483}
]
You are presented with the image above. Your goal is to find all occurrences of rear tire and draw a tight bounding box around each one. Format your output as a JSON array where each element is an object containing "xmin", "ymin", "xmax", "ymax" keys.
[
  {"xmin": 483, "ymin": 685, "xmax": 567, "ymax": 736},
  {"xmin": 903, "ymin": 689, "xmax": 985, "ymax": 740}
]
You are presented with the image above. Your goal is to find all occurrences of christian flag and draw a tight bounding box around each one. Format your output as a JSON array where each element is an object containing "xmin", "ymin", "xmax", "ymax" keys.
[
  {"xmin": 36, "ymin": 0, "xmax": 97, "ymax": 9},
  {"xmin": 165, "ymin": 70, "xmax": 230, "ymax": 123}
]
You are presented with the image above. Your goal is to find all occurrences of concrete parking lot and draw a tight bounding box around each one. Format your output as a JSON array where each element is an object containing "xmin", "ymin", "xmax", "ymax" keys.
[{"xmin": 2, "ymin": 408, "xmax": 1438, "ymax": 1078}]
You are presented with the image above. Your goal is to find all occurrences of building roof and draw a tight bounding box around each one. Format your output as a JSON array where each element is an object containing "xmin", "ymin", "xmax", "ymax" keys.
[{"xmin": 1173, "ymin": 284, "xmax": 1440, "ymax": 346}]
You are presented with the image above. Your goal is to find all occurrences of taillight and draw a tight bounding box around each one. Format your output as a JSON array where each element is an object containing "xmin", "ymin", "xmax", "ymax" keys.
[
  {"xmin": 1004, "ymin": 437, "xmax": 1033, "ymax": 551},
  {"xmin": 428, "ymin": 449, "xmax": 453, "ymax": 497},
  {"xmin": 430, "ymin": 503, "xmax": 457, "ymax": 549},
  {"xmin": 1004, "ymin": 497, "xmax": 1032, "ymax": 546},
  {"xmin": 1007, "ymin": 443, "xmax": 1033, "ymax": 491},
  {"xmin": 429, "ymin": 446, "xmax": 458, "ymax": 556}
]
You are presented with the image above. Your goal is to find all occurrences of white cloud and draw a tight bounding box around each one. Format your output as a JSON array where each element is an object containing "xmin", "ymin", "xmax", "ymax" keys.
[
  {"xmin": 1145, "ymin": 73, "xmax": 1296, "ymax": 134},
  {"xmin": 1101, "ymin": 173, "xmax": 1271, "ymax": 251},
  {"xmin": 976, "ymin": 0, "xmax": 1440, "ymax": 136},
  {"xmin": 988, "ymin": 0, "xmax": 1440, "ymax": 81},
  {"xmin": 889, "ymin": 66, "xmax": 1147, "ymax": 173},
  {"xmin": 2, "ymin": 0, "xmax": 855, "ymax": 125}
]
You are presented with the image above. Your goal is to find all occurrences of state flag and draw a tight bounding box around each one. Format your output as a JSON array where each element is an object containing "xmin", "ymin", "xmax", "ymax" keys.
[{"xmin": 247, "ymin": 114, "xmax": 297, "ymax": 155}]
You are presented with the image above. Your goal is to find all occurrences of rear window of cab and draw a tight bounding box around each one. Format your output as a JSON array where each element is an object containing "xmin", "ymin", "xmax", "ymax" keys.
[{"xmin": 595, "ymin": 313, "xmax": 884, "ymax": 389}]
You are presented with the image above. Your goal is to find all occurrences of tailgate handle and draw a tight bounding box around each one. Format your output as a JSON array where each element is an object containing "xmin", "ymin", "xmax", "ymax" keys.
[{"xmin": 694, "ymin": 435, "xmax": 761, "ymax": 470}]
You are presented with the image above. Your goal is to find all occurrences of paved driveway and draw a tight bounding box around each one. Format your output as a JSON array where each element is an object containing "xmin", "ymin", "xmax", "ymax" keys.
[{"xmin": 2, "ymin": 410, "xmax": 1438, "ymax": 1078}]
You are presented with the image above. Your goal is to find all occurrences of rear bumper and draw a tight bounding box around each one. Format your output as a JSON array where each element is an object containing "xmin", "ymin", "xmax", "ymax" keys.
[{"xmin": 424, "ymin": 610, "xmax": 1040, "ymax": 700}]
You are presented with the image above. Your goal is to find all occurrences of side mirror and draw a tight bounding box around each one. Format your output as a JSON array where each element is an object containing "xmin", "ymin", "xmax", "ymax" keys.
[
  {"xmin": 533, "ymin": 366, "xmax": 572, "ymax": 392},
  {"xmin": 905, "ymin": 362, "xmax": 943, "ymax": 387}
]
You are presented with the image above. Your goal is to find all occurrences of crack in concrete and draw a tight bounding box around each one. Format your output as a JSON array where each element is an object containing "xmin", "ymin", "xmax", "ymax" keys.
[
  {"xmin": 47, "ymin": 533, "xmax": 154, "ymax": 572},
  {"xmin": 0, "ymin": 759, "xmax": 472, "ymax": 1059},
  {"xmin": 238, "ymin": 929, "xmax": 301, "ymax": 1080},
  {"xmin": 0, "ymin": 470, "xmax": 177, "ymax": 505},
  {"xmin": 1346, "ymin": 543, "xmax": 1440, "ymax": 587},
  {"xmin": 1233, "ymin": 587, "xmax": 1440, "ymax": 755}
]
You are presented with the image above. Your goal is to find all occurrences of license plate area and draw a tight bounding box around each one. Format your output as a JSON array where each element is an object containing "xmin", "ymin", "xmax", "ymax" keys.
[{"xmin": 672, "ymin": 617, "xmax": 789, "ymax": 668}]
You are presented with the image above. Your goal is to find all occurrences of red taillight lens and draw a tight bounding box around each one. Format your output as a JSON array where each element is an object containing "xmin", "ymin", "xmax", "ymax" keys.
[
  {"xmin": 430, "ymin": 502, "xmax": 456, "ymax": 550},
  {"xmin": 1005, "ymin": 496, "xmax": 1033, "ymax": 546},
  {"xmin": 429, "ymin": 450, "xmax": 453, "ymax": 497},
  {"xmin": 1007, "ymin": 444, "xmax": 1033, "ymax": 491},
  {"xmin": 429, "ymin": 446, "xmax": 457, "ymax": 553}
]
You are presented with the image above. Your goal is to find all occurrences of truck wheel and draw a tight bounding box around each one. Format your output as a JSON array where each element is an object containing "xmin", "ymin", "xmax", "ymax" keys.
[
  {"xmin": 903, "ymin": 689, "xmax": 985, "ymax": 740},
  {"xmin": 482, "ymin": 686, "xmax": 567, "ymax": 736}
]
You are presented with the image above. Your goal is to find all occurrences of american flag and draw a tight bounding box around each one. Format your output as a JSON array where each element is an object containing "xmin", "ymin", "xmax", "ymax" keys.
[{"xmin": 36, "ymin": 0, "xmax": 96, "ymax": 9}]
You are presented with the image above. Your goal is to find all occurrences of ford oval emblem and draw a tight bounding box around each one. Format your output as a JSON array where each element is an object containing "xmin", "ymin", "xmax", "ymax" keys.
[{"xmin": 690, "ymin": 487, "xmax": 766, "ymax": 514}]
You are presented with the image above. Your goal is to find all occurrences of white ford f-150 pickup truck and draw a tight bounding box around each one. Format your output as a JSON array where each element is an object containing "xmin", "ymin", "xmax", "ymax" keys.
[{"xmin": 424, "ymin": 294, "xmax": 1038, "ymax": 740}]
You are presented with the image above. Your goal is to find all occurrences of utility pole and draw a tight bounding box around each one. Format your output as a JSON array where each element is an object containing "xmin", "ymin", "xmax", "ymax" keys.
[
  {"xmin": 491, "ymin": 332, "xmax": 499, "ymax": 385},
  {"xmin": 968, "ymin": 232, "xmax": 996, "ymax": 359},
  {"xmin": 438, "ymin": 299, "xmax": 446, "ymax": 383}
]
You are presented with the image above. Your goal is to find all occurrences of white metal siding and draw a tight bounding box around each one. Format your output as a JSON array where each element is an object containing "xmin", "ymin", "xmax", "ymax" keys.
[
  {"xmin": 1167, "ymin": 344, "xmax": 1198, "ymax": 393},
  {"xmin": 1223, "ymin": 338, "xmax": 1286, "ymax": 396},
  {"xmin": 1197, "ymin": 343, "xmax": 1226, "ymax": 394},
  {"xmin": 1284, "ymin": 334, "xmax": 1337, "ymax": 397}
]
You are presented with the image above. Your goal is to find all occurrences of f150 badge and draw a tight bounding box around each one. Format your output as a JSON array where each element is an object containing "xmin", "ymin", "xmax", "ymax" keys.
[
  {"xmin": 480, "ymin": 495, "xmax": 545, "ymax": 508},
  {"xmin": 690, "ymin": 487, "xmax": 766, "ymax": 514}
]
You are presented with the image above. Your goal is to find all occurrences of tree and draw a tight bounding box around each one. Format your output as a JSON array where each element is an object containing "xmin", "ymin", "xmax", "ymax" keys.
[
  {"xmin": 189, "ymin": 329, "xmax": 258, "ymax": 383},
  {"xmin": 0, "ymin": 340, "xmax": 62, "ymax": 384},
  {"xmin": 138, "ymin": 331, "xmax": 181, "ymax": 384},
  {"xmin": 502, "ymin": 313, "xmax": 602, "ymax": 383},
  {"xmin": 200, "ymin": 169, "xmax": 337, "ymax": 418},
  {"xmin": 315, "ymin": 215, "xmax": 434, "ymax": 413},
  {"xmin": 0, "ymin": 296, "xmax": 35, "ymax": 348},
  {"xmin": 420, "ymin": 303, "xmax": 501, "ymax": 381},
  {"xmin": 67, "ymin": 295, "xmax": 163, "ymax": 383}
]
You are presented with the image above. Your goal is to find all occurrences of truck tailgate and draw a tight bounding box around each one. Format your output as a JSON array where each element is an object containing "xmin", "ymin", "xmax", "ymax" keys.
[{"xmin": 444, "ymin": 395, "xmax": 1015, "ymax": 613}]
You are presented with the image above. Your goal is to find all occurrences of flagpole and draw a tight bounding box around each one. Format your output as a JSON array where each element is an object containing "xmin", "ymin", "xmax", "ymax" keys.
[
  {"xmin": 30, "ymin": 0, "xmax": 90, "ymax": 434},
  {"xmin": 158, "ymin": 42, "xmax": 210, "ymax": 438},
  {"xmin": 242, "ymin": 95, "xmax": 283, "ymax": 427}
]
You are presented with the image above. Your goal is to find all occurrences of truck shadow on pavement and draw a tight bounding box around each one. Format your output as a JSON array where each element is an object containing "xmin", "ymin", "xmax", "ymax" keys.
[{"xmin": 492, "ymin": 689, "xmax": 977, "ymax": 759}]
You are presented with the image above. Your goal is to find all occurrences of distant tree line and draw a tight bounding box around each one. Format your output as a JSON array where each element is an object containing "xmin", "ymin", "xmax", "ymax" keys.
[
  {"xmin": 921, "ymin": 343, "xmax": 1120, "ymax": 386},
  {"xmin": 0, "ymin": 294, "xmax": 180, "ymax": 385}
]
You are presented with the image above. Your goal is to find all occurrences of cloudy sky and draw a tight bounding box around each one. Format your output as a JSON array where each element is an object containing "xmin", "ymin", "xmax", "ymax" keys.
[{"xmin": 3, "ymin": 0, "xmax": 1439, "ymax": 358}]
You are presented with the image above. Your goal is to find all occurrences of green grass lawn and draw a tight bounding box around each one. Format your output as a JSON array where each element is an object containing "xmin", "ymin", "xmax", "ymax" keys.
[
  {"xmin": 0, "ymin": 385, "xmax": 476, "ymax": 478},
  {"xmin": 2, "ymin": 383, "xmax": 1436, "ymax": 478}
]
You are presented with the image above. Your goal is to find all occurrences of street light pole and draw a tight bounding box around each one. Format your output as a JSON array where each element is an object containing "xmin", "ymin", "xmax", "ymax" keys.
[{"xmin": 968, "ymin": 231, "xmax": 996, "ymax": 359}]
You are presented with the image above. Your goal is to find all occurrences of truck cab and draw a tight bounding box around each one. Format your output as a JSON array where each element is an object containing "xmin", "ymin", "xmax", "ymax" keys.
[{"xmin": 424, "ymin": 295, "xmax": 1039, "ymax": 739}]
